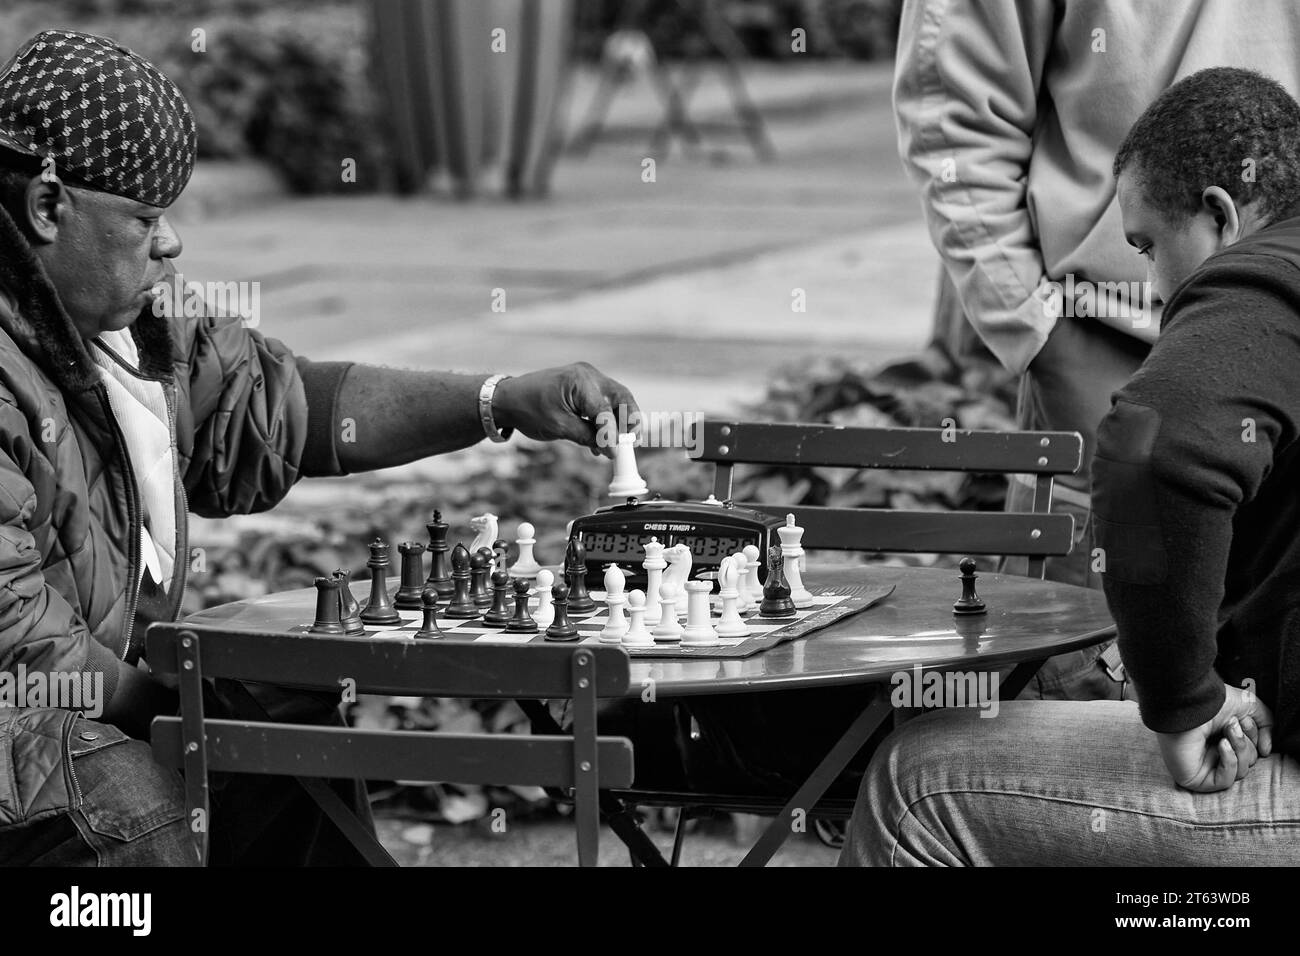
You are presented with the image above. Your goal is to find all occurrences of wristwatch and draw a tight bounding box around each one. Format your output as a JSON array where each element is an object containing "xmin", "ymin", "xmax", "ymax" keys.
[{"xmin": 478, "ymin": 373, "xmax": 514, "ymax": 443}]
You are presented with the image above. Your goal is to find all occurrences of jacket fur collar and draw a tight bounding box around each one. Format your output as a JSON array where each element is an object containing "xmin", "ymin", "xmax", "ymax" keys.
[{"xmin": 0, "ymin": 203, "xmax": 175, "ymax": 393}]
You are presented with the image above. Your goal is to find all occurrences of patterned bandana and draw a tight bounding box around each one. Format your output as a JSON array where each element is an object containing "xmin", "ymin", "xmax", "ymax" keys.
[{"xmin": 0, "ymin": 30, "xmax": 196, "ymax": 208}]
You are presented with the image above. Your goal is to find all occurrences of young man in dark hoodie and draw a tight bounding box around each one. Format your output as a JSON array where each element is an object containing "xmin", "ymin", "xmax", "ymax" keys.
[{"xmin": 840, "ymin": 67, "xmax": 1300, "ymax": 865}]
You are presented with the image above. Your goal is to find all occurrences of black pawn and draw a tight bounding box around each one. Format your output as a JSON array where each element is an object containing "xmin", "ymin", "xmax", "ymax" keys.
[
  {"xmin": 425, "ymin": 510, "xmax": 454, "ymax": 598},
  {"xmin": 505, "ymin": 578, "xmax": 539, "ymax": 634},
  {"xmin": 493, "ymin": 538, "xmax": 510, "ymax": 570},
  {"xmin": 564, "ymin": 537, "xmax": 597, "ymax": 614},
  {"xmin": 394, "ymin": 541, "xmax": 427, "ymax": 609},
  {"xmin": 759, "ymin": 546, "xmax": 797, "ymax": 618},
  {"xmin": 445, "ymin": 544, "xmax": 481, "ymax": 619},
  {"xmin": 415, "ymin": 586, "xmax": 444, "ymax": 639},
  {"xmin": 310, "ymin": 576, "xmax": 345, "ymax": 635},
  {"xmin": 359, "ymin": 538, "xmax": 401, "ymax": 625},
  {"xmin": 483, "ymin": 569, "xmax": 513, "ymax": 628},
  {"xmin": 334, "ymin": 569, "xmax": 364, "ymax": 636},
  {"xmin": 545, "ymin": 583, "xmax": 579, "ymax": 641},
  {"xmin": 953, "ymin": 557, "xmax": 987, "ymax": 616},
  {"xmin": 470, "ymin": 552, "xmax": 493, "ymax": 608}
]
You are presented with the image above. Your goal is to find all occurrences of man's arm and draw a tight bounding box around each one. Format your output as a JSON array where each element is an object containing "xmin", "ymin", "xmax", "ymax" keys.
[
  {"xmin": 1092, "ymin": 258, "xmax": 1300, "ymax": 735},
  {"xmin": 894, "ymin": 0, "xmax": 1059, "ymax": 374}
]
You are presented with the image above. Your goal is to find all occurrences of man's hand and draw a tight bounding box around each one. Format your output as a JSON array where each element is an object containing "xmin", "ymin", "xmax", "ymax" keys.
[
  {"xmin": 492, "ymin": 362, "xmax": 640, "ymax": 459},
  {"xmin": 1156, "ymin": 683, "xmax": 1274, "ymax": 793}
]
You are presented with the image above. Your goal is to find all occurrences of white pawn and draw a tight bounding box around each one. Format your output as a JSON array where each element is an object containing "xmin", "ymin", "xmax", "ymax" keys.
[
  {"xmin": 651, "ymin": 581, "xmax": 683, "ymax": 644},
  {"xmin": 778, "ymin": 513, "xmax": 813, "ymax": 608},
  {"xmin": 622, "ymin": 590, "xmax": 653, "ymax": 646},
  {"xmin": 608, "ymin": 432, "xmax": 649, "ymax": 498},
  {"xmin": 511, "ymin": 521, "xmax": 541, "ymax": 578},
  {"xmin": 642, "ymin": 536, "xmax": 665, "ymax": 625},
  {"xmin": 742, "ymin": 544, "xmax": 763, "ymax": 602},
  {"xmin": 533, "ymin": 568, "xmax": 555, "ymax": 627},
  {"xmin": 716, "ymin": 556, "xmax": 750, "ymax": 638},
  {"xmin": 682, "ymin": 580, "xmax": 719, "ymax": 646},
  {"xmin": 730, "ymin": 551, "xmax": 753, "ymax": 613},
  {"xmin": 600, "ymin": 565, "xmax": 628, "ymax": 643}
]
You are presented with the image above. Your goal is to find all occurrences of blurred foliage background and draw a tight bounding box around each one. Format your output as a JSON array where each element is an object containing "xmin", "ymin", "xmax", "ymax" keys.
[{"xmin": 0, "ymin": 0, "xmax": 903, "ymax": 194}]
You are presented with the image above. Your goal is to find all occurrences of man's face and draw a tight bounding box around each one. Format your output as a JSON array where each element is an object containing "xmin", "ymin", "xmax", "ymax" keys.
[
  {"xmin": 1116, "ymin": 168, "xmax": 1238, "ymax": 304},
  {"xmin": 32, "ymin": 182, "xmax": 182, "ymax": 340}
]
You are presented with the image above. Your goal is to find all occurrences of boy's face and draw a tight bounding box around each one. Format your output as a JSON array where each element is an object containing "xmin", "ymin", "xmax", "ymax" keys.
[{"xmin": 1117, "ymin": 168, "xmax": 1256, "ymax": 304}]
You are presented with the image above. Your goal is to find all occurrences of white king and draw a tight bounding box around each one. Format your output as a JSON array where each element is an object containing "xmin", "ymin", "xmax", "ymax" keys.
[{"xmin": 777, "ymin": 513, "xmax": 814, "ymax": 608}]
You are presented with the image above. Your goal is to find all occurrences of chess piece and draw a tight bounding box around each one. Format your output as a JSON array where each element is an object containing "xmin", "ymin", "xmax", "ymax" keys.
[
  {"xmin": 729, "ymin": 551, "xmax": 753, "ymax": 614},
  {"xmin": 953, "ymin": 557, "xmax": 987, "ymax": 616},
  {"xmin": 470, "ymin": 552, "xmax": 493, "ymax": 608},
  {"xmin": 716, "ymin": 556, "xmax": 750, "ymax": 638},
  {"xmin": 483, "ymin": 569, "xmax": 513, "ymax": 627},
  {"xmin": 310, "ymin": 575, "xmax": 346, "ymax": 635},
  {"xmin": 414, "ymin": 586, "xmax": 444, "ymax": 639},
  {"xmin": 664, "ymin": 543, "xmax": 693, "ymax": 617},
  {"xmin": 333, "ymin": 569, "xmax": 364, "ymax": 636},
  {"xmin": 445, "ymin": 544, "xmax": 482, "ymax": 619},
  {"xmin": 533, "ymin": 569, "xmax": 556, "ymax": 627},
  {"xmin": 394, "ymin": 541, "xmax": 427, "ymax": 609},
  {"xmin": 759, "ymin": 546, "xmax": 796, "ymax": 618},
  {"xmin": 682, "ymin": 580, "xmax": 720, "ymax": 646},
  {"xmin": 493, "ymin": 538, "xmax": 509, "ymax": 573},
  {"xmin": 742, "ymin": 544, "xmax": 764, "ymax": 602},
  {"xmin": 600, "ymin": 564, "xmax": 629, "ymax": 643},
  {"xmin": 622, "ymin": 590, "xmax": 654, "ymax": 646},
  {"xmin": 469, "ymin": 512, "xmax": 499, "ymax": 554},
  {"xmin": 608, "ymin": 432, "xmax": 649, "ymax": 498},
  {"xmin": 642, "ymin": 537, "xmax": 666, "ymax": 625},
  {"xmin": 651, "ymin": 581, "xmax": 684, "ymax": 644},
  {"xmin": 505, "ymin": 578, "xmax": 539, "ymax": 634},
  {"xmin": 544, "ymin": 583, "xmax": 579, "ymax": 641},
  {"xmin": 778, "ymin": 514, "xmax": 814, "ymax": 608},
  {"xmin": 564, "ymin": 537, "xmax": 597, "ymax": 614},
  {"xmin": 424, "ymin": 510, "xmax": 454, "ymax": 598},
  {"xmin": 511, "ymin": 521, "xmax": 542, "ymax": 578},
  {"xmin": 359, "ymin": 538, "xmax": 401, "ymax": 625}
]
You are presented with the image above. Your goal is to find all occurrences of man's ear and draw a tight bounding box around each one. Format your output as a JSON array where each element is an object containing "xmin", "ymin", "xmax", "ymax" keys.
[
  {"xmin": 1201, "ymin": 186, "xmax": 1243, "ymax": 246},
  {"xmin": 22, "ymin": 174, "xmax": 67, "ymax": 244}
]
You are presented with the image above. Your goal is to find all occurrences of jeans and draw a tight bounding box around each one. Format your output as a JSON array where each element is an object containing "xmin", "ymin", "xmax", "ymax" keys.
[{"xmin": 838, "ymin": 701, "xmax": 1300, "ymax": 866}]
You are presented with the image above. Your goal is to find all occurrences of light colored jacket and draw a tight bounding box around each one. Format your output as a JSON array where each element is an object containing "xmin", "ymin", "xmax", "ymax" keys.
[{"xmin": 895, "ymin": 0, "xmax": 1300, "ymax": 374}]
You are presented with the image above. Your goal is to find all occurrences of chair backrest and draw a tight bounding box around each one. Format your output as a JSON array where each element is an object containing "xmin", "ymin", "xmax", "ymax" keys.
[
  {"xmin": 147, "ymin": 621, "xmax": 633, "ymax": 866},
  {"xmin": 697, "ymin": 421, "xmax": 1084, "ymax": 578}
]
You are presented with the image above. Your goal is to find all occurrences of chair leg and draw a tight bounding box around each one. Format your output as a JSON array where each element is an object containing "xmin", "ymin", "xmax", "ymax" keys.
[
  {"xmin": 670, "ymin": 808, "xmax": 690, "ymax": 867},
  {"xmin": 294, "ymin": 776, "xmax": 398, "ymax": 867}
]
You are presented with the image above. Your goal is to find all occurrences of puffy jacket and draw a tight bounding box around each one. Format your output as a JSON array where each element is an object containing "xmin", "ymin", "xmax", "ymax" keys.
[{"xmin": 0, "ymin": 204, "xmax": 352, "ymax": 827}]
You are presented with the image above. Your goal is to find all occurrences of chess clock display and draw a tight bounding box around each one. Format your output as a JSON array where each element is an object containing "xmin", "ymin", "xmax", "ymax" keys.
[{"xmin": 568, "ymin": 499, "xmax": 785, "ymax": 590}]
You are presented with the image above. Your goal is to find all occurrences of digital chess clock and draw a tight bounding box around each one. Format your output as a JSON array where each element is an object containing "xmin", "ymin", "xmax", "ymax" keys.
[{"xmin": 568, "ymin": 500, "xmax": 785, "ymax": 590}]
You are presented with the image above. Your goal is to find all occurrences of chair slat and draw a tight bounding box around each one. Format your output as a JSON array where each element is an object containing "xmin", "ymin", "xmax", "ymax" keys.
[
  {"xmin": 151, "ymin": 719, "xmax": 635, "ymax": 790},
  {"xmin": 698, "ymin": 422, "xmax": 1082, "ymax": 474},
  {"xmin": 741, "ymin": 505, "xmax": 1075, "ymax": 556},
  {"xmin": 146, "ymin": 623, "xmax": 631, "ymax": 698}
]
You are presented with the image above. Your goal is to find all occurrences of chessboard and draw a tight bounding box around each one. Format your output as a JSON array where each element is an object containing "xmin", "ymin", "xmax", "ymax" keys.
[{"xmin": 290, "ymin": 583, "xmax": 896, "ymax": 659}]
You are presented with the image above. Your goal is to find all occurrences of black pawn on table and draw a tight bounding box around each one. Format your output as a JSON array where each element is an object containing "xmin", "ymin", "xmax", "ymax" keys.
[
  {"xmin": 483, "ymin": 569, "xmax": 513, "ymax": 628},
  {"xmin": 564, "ymin": 537, "xmax": 597, "ymax": 614},
  {"xmin": 359, "ymin": 538, "xmax": 402, "ymax": 625},
  {"xmin": 414, "ymin": 586, "xmax": 444, "ymax": 639},
  {"xmin": 424, "ymin": 510, "xmax": 454, "ymax": 599},
  {"xmin": 333, "ymin": 568, "xmax": 365, "ymax": 636},
  {"xmin": 759, "ymin": 545, "xmax": 797, "ymax": 618},
  {"xmin": 470, "ymin": 551, "xmax": 493, "ymax": 608},
  {"xmin": 492, "ymin": 538, "xmax": 509, "ymax": 571},
  {"xmin": 394, "ymin": 541, "xmax": 427, "ymax": 609},
  {"xmin": 505, "ymin": 578, "xmax": 539, "ymax": 634},
  {"xmin": 953, "ymin": 557, "xmax": 987, "ymax": 616},
  {"xmin": 445, "ymin": 544, "xmax": 481, "ymax": 619},
  {"xmin": 544, "ymin": 583, "xmax": 579, "ymax": 641},
  {"xmin": 310, "ymin": 575, "xmax": 345, "ymax": 635}
]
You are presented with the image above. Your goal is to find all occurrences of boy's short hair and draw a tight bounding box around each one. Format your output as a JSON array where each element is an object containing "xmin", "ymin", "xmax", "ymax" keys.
[{"xmin": 1113, "ymin": 67, "xmax": 1300, "ymax": 225}]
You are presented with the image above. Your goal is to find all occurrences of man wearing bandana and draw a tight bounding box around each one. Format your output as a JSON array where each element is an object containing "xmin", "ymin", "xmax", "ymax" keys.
[{"xmin": 0, "ymin": 31, "xmax": 639, "ymax": 865}]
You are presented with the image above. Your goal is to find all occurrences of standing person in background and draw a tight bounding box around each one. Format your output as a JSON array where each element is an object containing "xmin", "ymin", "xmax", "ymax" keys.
[{"xmin": 893, "ymin": 0, "xmax": 1300, "ymax": 698}]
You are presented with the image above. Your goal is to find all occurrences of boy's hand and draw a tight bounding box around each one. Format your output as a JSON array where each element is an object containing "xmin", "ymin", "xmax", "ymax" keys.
[{"xmin": 1155, "ymin": 683, "xmax": 1274, "ymax": 792}]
